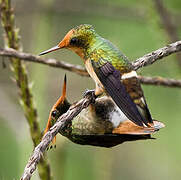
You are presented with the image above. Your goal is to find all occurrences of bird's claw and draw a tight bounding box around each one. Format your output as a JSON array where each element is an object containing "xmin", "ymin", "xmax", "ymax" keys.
[
  {"xmin": 83, "ymin": 89, "xmax": 96, "ymax": 103},
  {"xmin": 83, "ymin": 89, "xmax": 95, "ymax": 98}
]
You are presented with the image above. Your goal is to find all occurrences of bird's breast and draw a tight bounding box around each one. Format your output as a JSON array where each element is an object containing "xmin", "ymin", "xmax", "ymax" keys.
[{"xmin": 84, "ymin": 59, "xmax": 103, "ymax": 88}]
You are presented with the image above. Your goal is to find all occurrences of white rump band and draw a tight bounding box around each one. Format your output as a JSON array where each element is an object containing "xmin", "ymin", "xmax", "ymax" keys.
[{"xmin": 122, "ymin": 71, "xmax": 138, "ymax": 79}]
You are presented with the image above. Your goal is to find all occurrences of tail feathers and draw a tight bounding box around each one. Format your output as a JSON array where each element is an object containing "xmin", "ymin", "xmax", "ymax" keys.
[
  {"xmin": 112, "ymin": 119, "xmax": 165, "ymax": 135},
  {"xmin": 153, "ymin": 120, "xmax": 165, "ymax": 130}
]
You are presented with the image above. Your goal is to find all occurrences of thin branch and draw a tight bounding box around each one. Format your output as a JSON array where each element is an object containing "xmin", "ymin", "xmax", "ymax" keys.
[
  {"xmin": 0, "ymin": 0, "xmax": 52, "ymax": 179},
  {"xmin": 1, "ymin": 42, "xmax": 181, "ymax": 89},
  {"xmin": 132, "ymin": 40, "xmax": 181, "ymax": 70},
  {"xmin": 0, "ymin": 47, "xmax": 89, "ymax": 76},
  {"xmin": 21, "ymin": 94, "xmax": 94, "ymax": 180},
  {"xmin": 138, "ymin": 76, "xmax": 181, "ymax": 88},
  {"xmin": 153, "ymin": 0, "xmax": 181, "ymax": 67},
  {"xmin": 1, "ymin": 40, "xmax": 181, "ymax": 75}
]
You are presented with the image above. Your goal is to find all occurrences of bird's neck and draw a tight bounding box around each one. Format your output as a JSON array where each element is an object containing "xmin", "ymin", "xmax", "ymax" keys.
[
  {"xmin": 85, "ymin": 35, "xmax": 103, "ymax": 58},
  {"xmin": 71, "ymin": 35, "xmax": 102, "ymax": 61}
]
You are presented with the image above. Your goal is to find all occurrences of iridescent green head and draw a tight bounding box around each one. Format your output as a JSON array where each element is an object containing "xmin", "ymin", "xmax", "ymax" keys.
[
  {"xmin": 70, "ymin": 24, "xmax": 96, "ymax": 47},
  {"xmin": 39, "ymin": 24, "xmax": 98, "ymax": 58}
]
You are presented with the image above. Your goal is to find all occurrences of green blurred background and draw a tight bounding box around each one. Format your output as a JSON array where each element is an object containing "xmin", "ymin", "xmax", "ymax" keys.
[{"xmin": 0, "ymin": 0, "xmax": 181, "ymax": 179}]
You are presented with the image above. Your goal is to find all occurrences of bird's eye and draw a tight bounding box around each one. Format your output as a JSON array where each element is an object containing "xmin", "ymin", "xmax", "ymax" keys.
[
  {"xmin": 51, "ymin": 110, "xmax": 57, "ymax": 117},
  {"xmin": 70, "ymin": 37, "xmax": 79, "ymax": 45}
]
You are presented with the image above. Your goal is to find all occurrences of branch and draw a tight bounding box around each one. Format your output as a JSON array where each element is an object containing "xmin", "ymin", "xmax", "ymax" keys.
[
  {"xmin": 0, "ymin": 0, "xmax": 52, "ymax": 179},
  {"xmin": 132, "ymin": 40, "xmax": 181, "ymax": 70},
  {"xmin": 21, "ymin": 94, "xmax": 94, "ymax": 180},
  {"xmin": 1, "ymin": 41, "xmax": 181, "ymax": 72},
  {"xmin": 1, "ymin": 40, "xmax": 181, "ymax": 76},
  {"xmin": 138, "ymin": 76, "xmax": 181, "ymax": 88},
  {"xmin": 1, "ymin": 42, "xmax": 181, "ymax": 88},
  {"xmin": 0, "ymin": 47, "xmax": 89, "ymax": 76}
]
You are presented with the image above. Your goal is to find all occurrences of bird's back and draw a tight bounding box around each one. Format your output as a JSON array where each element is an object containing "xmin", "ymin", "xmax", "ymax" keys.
[{"xmin": 88, "ymin": 36, "xmax": 132, "ymax": 73}]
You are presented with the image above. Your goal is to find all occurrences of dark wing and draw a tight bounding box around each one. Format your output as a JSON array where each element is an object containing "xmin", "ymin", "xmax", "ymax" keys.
[
  {"xmin": 122, "ymin": 76, "xmax": 153, "ymax": 124},
  {"xmin": 91, "ymin": 60, "xmax": 149, "ymax": 127}
]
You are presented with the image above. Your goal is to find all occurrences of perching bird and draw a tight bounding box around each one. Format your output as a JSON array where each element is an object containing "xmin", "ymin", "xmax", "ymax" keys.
[
  {"xmin": 40, "ymin": 24, "xmax": 154, "ymax": 127},
  {"xmin": 44, "ymin": 76, "xmax": 164, "ymax": 148}
]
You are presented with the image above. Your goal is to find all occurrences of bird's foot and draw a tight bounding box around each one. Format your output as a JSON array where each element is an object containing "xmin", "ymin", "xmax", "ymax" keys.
[{"xmin": 83, "ymin": 89, "xmax": 96, "ymax": 103}]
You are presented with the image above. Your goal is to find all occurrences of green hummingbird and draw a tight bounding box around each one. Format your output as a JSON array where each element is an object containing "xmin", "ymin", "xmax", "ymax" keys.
[
  {"xmin": 40, "ymin": 24, "xmax": 154, "ymax": 127},
  {"xmin": 44, "ymin": 76, "xmax": 164, "ymax": 148}
]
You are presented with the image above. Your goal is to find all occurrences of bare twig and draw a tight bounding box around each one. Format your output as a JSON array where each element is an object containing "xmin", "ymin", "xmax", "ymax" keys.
[
  {"xmin": 0, "ymin": 47, "xmax": 88, "ymax": 76},
  {"xmin": 0, "ymin": 0, "xmax": 52, "ymax": 179},
  {"xmin": 1, "ymin": 41, "xmax": 181, "ymax": 89},
  {"xmin": 1, "ymin": 40, "xmax": 181, "ymax": 76},
  {"xmin": 132, "ymin": 40, "xmax": 181, "ymax": 70},
  {"xmin": 21, "ymin": 94, "xmax": 94, "ymax": 180},
  {"xmin": 153, "ymin": 0, "xmax": 181, "ymax": 67},
  {"xmin": 138, "ymin": 76, "xmax": 181, "ymax": 88}
]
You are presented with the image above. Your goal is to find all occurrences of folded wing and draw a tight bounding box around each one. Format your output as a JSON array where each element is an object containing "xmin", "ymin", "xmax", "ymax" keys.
[{"xmin": 91, "ymin": 60, "xmax": 150, "ymax": 127}]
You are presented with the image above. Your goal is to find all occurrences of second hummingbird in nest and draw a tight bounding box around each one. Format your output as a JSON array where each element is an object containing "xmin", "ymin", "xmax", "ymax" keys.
[
  {"xmin": 40, "ymin": 24, "xmax": 156, "ymax": 127},
  {"xmin": 44, "ymin": 76, "xmax": 164, "ymax": 148}
]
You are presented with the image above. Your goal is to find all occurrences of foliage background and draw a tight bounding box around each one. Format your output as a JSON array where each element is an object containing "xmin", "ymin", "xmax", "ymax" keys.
[{"xmin": 0, "ymin": 0, "xmax": 181, "ymax": 179}]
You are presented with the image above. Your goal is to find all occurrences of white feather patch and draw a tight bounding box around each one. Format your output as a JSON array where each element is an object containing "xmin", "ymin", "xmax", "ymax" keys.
[
  {"xmin": 109, "ymin": 106, "xmax": 128, "ymax": 128},
  {"xmin": 121, "ymin": 71, "xmax": 138, "ymax": 79}
]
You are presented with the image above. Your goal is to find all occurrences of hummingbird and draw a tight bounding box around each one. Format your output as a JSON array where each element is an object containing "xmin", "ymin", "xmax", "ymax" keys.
[
  {"xmin": 44, "ymin": 76, "xmax": 165, "ymax": 148},
  {"xmin": 40, "ymin": 24, "xmax": 154, "ymax": 127}
]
